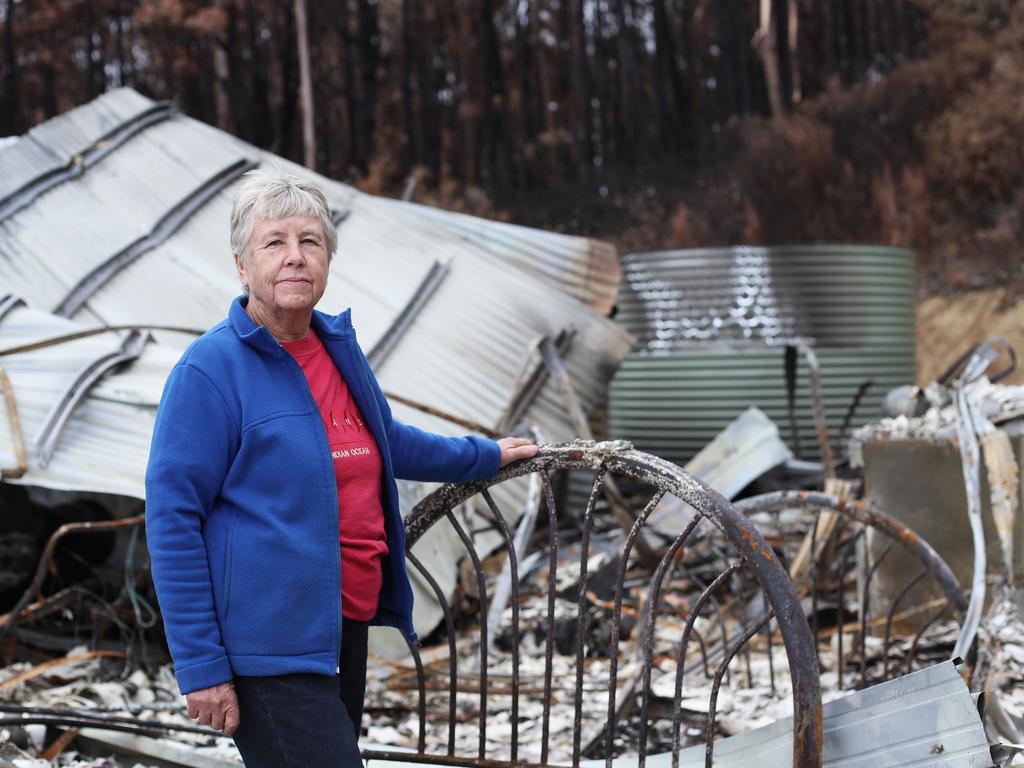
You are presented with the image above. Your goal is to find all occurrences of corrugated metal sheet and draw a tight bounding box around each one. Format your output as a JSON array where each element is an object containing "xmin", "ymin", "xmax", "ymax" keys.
[
  {"xmin": 580, "ymin": 660, "xmax": 992, "ymax": 767},
  {"xmin": 0, "ymin": 305, "xmax": 182, "ymax": 498},
  {"xmin": 610, "ymin": 247, "xmax": 916, "ymax": 464},
  {"xmin": 617, "ymin": 246, "xmax": 915, "ymax": 352},
  {"xmin": 0, "ymin": 89, "xmax": 632, "ymax": 652},
  {"xmin": 611, "ymin": 347, "xmax": 915, "ymax": 465},
  {"xmin": 0, "ymin": 89, "xmax": 632, "ymax": 454},
  {"xmin": 377, "ymin": 198, "xmax": 621, "ymax": 314},
  {"xmin": 0, "ymin": 88, "xmax": 160, "ymax": 207}
]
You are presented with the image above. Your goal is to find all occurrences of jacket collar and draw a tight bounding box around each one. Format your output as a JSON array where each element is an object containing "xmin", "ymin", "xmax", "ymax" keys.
[{"xmin": 229, "ymin": 295, "xmax": 353, "ymax": 352}]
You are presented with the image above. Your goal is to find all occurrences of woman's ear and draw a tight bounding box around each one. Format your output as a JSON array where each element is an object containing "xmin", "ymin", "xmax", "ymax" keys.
[{"xmin": 234, "ymin": 252, "xmax": 248, "ymax": 293}]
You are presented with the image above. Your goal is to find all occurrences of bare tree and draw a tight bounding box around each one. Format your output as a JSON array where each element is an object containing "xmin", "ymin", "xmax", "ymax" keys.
[
  {"xmin": 295, "ymin": 0, "xmax": 316, "ymax": 169},
  {"xmin": 755, "ymin": 0, "xmax": 785, "ymax": 117}
]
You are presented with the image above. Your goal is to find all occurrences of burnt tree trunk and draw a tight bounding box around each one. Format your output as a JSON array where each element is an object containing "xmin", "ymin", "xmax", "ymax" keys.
[
  {"xmin": 400, "ymin": 0, "xmax": 419, "ymax": 170},
  {"xmin": 610, "ymin": 0, "xmax": 646, "ymax": 162},
  {"xmin": 246, "ymin": 0, "xmax": 272, "ymax": 147},
  {"xmin": 356, "ymin": 0, "xmax": 379, "ymax": 172},
  {"xmin": 295, "ymin": 0, "xmax": 316, "ymax": 169},
  {"xmin": 757, "ymin": 0, "xmax": 785, "ymax": 117},
  {"xmin": 573, "ymin": 0, "xmax": 595, "ymax": 167},
  {"xmin": 2, "ymin": 0, "xmax": 19, "ymax": 135}
]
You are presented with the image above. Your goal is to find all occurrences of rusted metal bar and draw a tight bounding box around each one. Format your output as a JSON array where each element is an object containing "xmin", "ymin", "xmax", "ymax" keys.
[
  {"xmin": 54, "ymin": 157, "xmax": 258, "ymax": 317},
  {"xmin": 834, "ymin": 379, "xmax": 873, "ymax": 456},
  {"xmin": 604, "ymin": 489, "xmax": 665, "ymax": 768},
  {"xmin": 859, "ymin": 541, "xmax": 893, "ymax": 687},
  {"xmin": 0, "ymin": 365, "xmax": 28, "ymax": 479},
  {"xmin": 906, "ymin": 606, "xmax": 950, "ymax": 674},
  {"xmin": 407, "ymin": 441, "xmax": 824, "ymax": 768},
  {"xmin": 732, "ymin": 492, "xmax": 967, "ymax": 614},
  {"xmin": 0, "ymin": 514, "xmax": 145, "ymax": 645},
  {"xmin": 383, "ymin": 391, "xmax": 498, "ymax": 437},
  {"xmin": 0, "ymin": 324, "xmax": 204, "ymax": 358},
  {"xmin": 764, "ymin": 592, "xmax": 776, "ymax": 693},
  {"xmin": 34, "ymin": 330, "xmax": 148, "ymax": 467},
  {"xmin": 39, "ymin": 726, "xmax": 80, "ymax": 760},
  {"xmin": 837, "ymin": 537, "xmax": 852, "ymax": 688},
  {"xmin": 882, "ymin": 568, "xmax": 928, "ymax": 678},
  {"xmin": 402, "ymin": 634, "xmax": 428, "ymax": 753},
  {"xmin": 480, "ymin": 490, "xmax": 520, "ymax": 763},
  {"xmin": 407, "ymin": 553, "xmax": 458, "ymax": 755},
  {"xmin": 0, "ymin": 712, "xmax": 214, "ymax": 738},
  {"xmin": 784, "ymin": 343, "xmax": 802, "ymax": 458},
  {"xmin": 0, "ymin": 586, "xmax": 80, "ymax": 629},
  {"xmin": 796, "ymin": 341, "xmax": 834, "ymax": 479},
  {"xmin": 445, "ymin": 511, "xmax": 488, "ymax": 760},
  {"xmin": 368, "ymin": 261, "xmax": 450, "ymax": 369},
  {"xmin": 539, "ymin": 470, "xmax": 559, "ymax": 766},
  {"xmin": 671, "ymin": 562, "xmax": 744, "ymax": 768},
  {"xmin": 810, "ymin": 509, "xmax": 821, "ymax": 667},
  {"xmin": 572, "ymin": 467, "xmax": 605, "ymax": 765},
  {"xmin": 0, "ymin": 650, "xmax": 124, "ymax": 690},
  {"xmin": 0, "ymin": 702, "xmax": 209, "ymax": 736},
  {"xmin": 704, "ymin": 612, "xmax": 773, "ymax": 768},
  {"xmin": 637, "ymin": 512, "xmax": 705, "ymax": 768}
]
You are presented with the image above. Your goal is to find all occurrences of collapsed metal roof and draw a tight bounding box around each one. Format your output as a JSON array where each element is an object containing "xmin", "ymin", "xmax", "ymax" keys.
[
  {"xmin": 0, "ymin": 88, "xmax": 632, "ymax": 499},
  {"xmin": 0, "ymin": 90, "xmax": 632, "ymax": 648}
]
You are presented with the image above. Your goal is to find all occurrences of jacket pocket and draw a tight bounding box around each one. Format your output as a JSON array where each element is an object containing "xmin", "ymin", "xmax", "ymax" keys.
[{"xmin": 222, "ymin": 509, "xmax": 239, "ymax": 621}]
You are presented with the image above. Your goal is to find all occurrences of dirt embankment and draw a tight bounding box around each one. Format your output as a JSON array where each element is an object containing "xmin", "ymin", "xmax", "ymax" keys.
[{"xmin": 918, "ymin": 291, "xmax": 1024, "ymax": 386}]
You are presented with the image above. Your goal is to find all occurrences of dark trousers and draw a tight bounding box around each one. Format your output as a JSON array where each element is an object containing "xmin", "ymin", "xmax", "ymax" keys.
[{"xmin": 231, "ymin": 618, "xmax": 369, "ymax": 768}]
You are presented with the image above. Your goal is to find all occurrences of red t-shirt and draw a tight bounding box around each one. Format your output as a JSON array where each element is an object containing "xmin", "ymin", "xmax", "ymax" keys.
[{"xmin": 280, "ymin": 330, "xmax": 388, "ymax": 621}]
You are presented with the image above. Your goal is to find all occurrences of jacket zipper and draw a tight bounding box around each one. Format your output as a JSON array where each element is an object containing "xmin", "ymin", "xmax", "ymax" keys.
[
  {"xmin": 340, "ymin": 338, "xmax": 418, "ymax": 644},
  {"xmin": 278, "ymin": 346, "xmax": 343, "ymax": 672}
]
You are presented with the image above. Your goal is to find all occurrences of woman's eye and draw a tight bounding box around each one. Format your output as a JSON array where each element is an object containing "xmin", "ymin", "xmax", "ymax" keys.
[{"xmin": 266, "ymin": 240, "xmax": 281, "ymax": 247}]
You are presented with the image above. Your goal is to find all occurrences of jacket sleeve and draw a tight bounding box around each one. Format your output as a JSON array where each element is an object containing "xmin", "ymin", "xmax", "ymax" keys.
[
  {"xmin": 359, "ymin": 352, "xmax": 501, "ymax": 483},
  {"xmin": 145, "ymin": 363, "xmax": 239, "ymax": 695}
]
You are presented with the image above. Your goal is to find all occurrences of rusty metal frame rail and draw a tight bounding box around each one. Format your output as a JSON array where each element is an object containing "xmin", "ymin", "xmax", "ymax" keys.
[
  {"xmin": 33, "ymin": 330, "xmax": 148, "ymax": 467},
  {"xmin": 0, "ymin": 102, "xmax": 175, "ymax": 222},
  {"xmin": 54, "ymin": 157, "xmax": 259, "ymax": 317},
  {"xmin": 367, "ymin": 260, "xmax": 450, "ymax": 369},
  {"xmin": 734, "ymin": 491, "xmax": 966, "ymax": 686},
  {"xmin": 0, "ymin": 294, "xmax": 26, "ymax": 324},
  {"xmin": 495, "ymin": 329, "xmax": 574, "ymax": 433},
  {"xmin": 400, "ymin": 441, "xmax": 823, "ymax": 768}
]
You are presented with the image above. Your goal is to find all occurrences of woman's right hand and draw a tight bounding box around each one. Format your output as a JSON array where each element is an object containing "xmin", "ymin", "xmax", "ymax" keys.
[
  {"xmin": 497, "ymin": 436, "xmax": 540, "ymax": 467},
  {"xmin": 186, "ymin": 680, "xmax": 241, "ymax": 735}
]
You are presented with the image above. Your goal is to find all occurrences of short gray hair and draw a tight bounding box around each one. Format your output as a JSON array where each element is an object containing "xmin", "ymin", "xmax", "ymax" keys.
[{"xmin": 230, "ymin": 168, "xmax": 337, "ymax": 261}]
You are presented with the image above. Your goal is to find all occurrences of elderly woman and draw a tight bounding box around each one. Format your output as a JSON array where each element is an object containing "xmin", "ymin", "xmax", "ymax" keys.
[{"xmin": 145, "ymin": 169, "xmax": 537, "ymax": 767}]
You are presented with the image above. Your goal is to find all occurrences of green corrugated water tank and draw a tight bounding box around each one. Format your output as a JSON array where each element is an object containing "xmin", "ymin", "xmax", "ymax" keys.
[{"xmin": 610, "ymin": 246, "xmax": 916, "ymax": 465}]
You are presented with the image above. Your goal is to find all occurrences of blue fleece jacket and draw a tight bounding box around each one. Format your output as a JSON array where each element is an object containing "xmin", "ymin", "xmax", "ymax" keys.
[{"xmin": 145, "ymin": 297, "xmax": 501, "ymax": 694}]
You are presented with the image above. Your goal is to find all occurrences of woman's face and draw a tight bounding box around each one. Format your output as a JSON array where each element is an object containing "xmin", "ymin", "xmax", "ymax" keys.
[{"xmin": 236, "ymin": 215, "xmax": 330, "ymax": 316}]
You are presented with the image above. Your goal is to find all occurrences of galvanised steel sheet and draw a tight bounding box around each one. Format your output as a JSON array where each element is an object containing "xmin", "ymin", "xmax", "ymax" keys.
[
  {"xmin": 0, "ymin": 90, "xmax": 633, "ymax": 652},
  {"xmin": 575, "ymin": 661, "xmax": 992, "ymax": 768},
  {"xmin": 611, "ymin": 346, "xmax": 915, "ymax": 465},
  {"xmin": 617, "ymin": 246, "xmax": 916, "ymax": 352},
  {"xmin": 0, "ymin": 88, "xmax": 156, "ymax": 204},
  {"xmin": 377, "ymin": 198, "xmax": 621, "ymax": 315},
  {"xmin": 611, "ymin": 246, "xmax": 916, "ymax": 463},
  {"xmin": 0, "ymin": 90, "xmax": 631, "ymax": 457}
]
